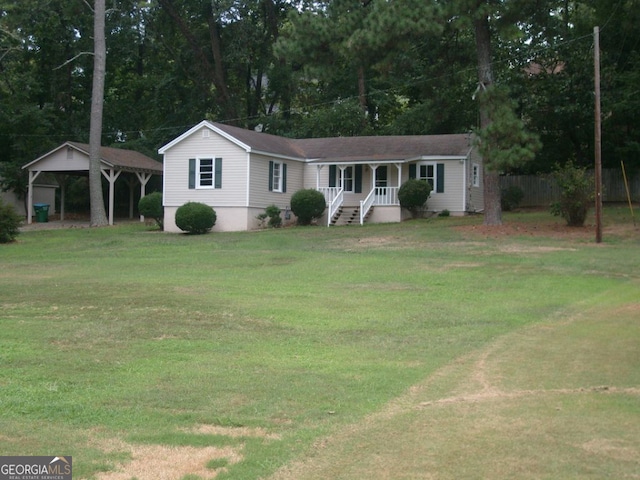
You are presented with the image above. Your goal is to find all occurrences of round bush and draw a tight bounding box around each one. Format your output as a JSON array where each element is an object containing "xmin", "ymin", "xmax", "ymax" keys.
[
  {"xmin": 138, "ymin": 191, "xmax": 164, "ymax": 230},
  {"xmin": 398, "ymin": 179, "xmax": 432, "ymax": 217},
  {"xmin": 0, "ymin": 198, "xmax": 22, "ymax": 243},
  {"xmin": 175, "ymin": 202, "xmax": 216, "ymax": 234},
  {"xmin": 290, "ymin": 189, "xmax": 326, "ymax": 225}
]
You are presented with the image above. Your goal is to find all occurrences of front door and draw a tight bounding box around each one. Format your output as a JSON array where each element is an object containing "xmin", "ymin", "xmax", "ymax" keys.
[{"xmin": 375, "ymin": 166, "xmax": 388, "ymax": 202}]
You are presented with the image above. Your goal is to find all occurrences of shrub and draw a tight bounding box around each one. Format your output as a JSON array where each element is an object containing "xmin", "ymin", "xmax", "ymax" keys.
[
  {"xmin": 500, "ymin": 185, "xmax": 524, "ymax": 211},
  {"xmin": 549, "ymin": 161, "xmax": 595, "ymax": 227},
  {"xmin": 175, "ymin": 202, "xmax": 216, "ymax": 234},
  {"xmin": 290, "ymin": 189, "xmax": 326, "ymax": 225},
  {"xmin": 438, "ymin": 209, "xmax": 450, "ymax": 217},
  {"xmin": 257, "ymin": 204, "xmax": 282, "ymax": 228},
  {"xmin": 0, "ymin": 198, "xmax": 22, "ymax": 243},
  {"xmin": 398, "ymin": 179, "xmax": 432, "ymax": 217},
  {"xmin": 138, "ymin": 192, "xmax": 164, "ymax": 230}
]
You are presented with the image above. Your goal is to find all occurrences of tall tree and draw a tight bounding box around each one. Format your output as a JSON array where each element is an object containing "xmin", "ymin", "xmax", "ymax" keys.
[
  {"xmin": 450, "ymin": 0, "xmax": 541, "ymax": 225},
  {"xmin": 89, "ymin": 0, "xmax": 108, "ymax": 226}
]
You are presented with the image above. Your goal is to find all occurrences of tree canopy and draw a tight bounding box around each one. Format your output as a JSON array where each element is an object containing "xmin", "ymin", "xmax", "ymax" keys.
[{"xmin": 1, "ymin": 0, "xmax": 638, "ymax": 211}]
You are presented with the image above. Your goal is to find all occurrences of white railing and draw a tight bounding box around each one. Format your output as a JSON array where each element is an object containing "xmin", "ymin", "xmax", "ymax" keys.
[
  {"xmin": 360, "ymin": 189, "xmax": 376, "ymax": 225},
  {"xmin": 318, "ymin": 187, "xmax": 341, "ymax": 205},
  {"xmin": 360, "ymin": 187, "xmax": 400, "ymax": 225},
  {"xmin": 326, "ymin": 188, "xmax": 344, "ymax": 226},
  {"xmin": 374, "ymin": 186, "xmax": 399, "ymax": 206}
]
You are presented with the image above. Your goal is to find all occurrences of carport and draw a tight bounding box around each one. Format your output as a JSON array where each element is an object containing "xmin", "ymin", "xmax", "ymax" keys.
[{"xmin": 23, "ymin": 142, "xmax": 162, "ymax": 225}]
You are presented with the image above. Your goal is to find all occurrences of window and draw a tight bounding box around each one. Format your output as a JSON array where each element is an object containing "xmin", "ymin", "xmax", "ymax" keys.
[
  {"xmin": 199, "ymin": 158, "xmax": 214, "ymax": 187},
  {"xmin": 418, "ymin": 164, "xmax": 436, "ymax": 189},
  {"xmin": 189, "ymin": 157, "xmax": 222, "ymax": 189},
  {"xmin": 329, "ymin": 165, "xmax": 362, "ymax": 193},
  {"xmin": 409, "ymin": 162, "xmax": 445, "ymax": 193},
  {"xmin": 472, "ymin": 163, "xmax": 480, "ymax": 187},
  {"xmin": 269, "ymin": 161, "xmax": 287, "ymax": 193},
  {"xmin": 340, "ymin": 166, "xmax": 354, "ymax": 192}
]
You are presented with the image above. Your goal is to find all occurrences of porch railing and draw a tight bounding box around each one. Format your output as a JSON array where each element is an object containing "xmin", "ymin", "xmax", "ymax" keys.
[
  {"xmin": 318, "ymin": 186, "xmax": 340, "ymax": 205},
  {"xmin": 360, "ymin": 186, "xmax": 399, "ymax": 225},
  {"xmin": 326, "ymin": 188, "xmax": 344, "ymax": 226},
  {"xmin": 374, "ymin": 186, "xmax": 399, "ymax": 206},
  {"xmin": 360, "ymin": 189, "xmax": 376, "ymax": 225}
]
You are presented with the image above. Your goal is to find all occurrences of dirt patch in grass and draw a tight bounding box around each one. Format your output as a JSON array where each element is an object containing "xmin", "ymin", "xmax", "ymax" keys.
[
  {"xmin": 455, "ymin": 221, "xmax": 596, "ymax": 240},
  {"xmin": 94, "ymin": 443, "xmax": 241, "ymax": 480},
  {"xmin": 456, "ymin": 216, "xmax": 639, "ymax": 241},
  {"xmin": 92, "ymin": 426, "xmax": 281, "ymax": 480}
]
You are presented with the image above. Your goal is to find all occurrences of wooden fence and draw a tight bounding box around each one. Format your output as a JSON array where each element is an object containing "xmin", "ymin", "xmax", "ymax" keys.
[{"xmin": 499, "ymin": 168, "xmax": 640, "ymax": 207}]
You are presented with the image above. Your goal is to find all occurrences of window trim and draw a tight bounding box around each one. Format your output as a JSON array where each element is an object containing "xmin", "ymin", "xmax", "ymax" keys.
[
  {"xmin": 472, "ymin": 163, "xmax": 480, "ymax": 187},
  {"xmin": 272, "ymin": 161, "xmax": 283, "ymax": 192},
  {"xmin": 197, "ymin": 157, "xmax": 215, "ymax": 189},
  {"xmin": 413, "ymin": 161, "xmax": 444, "ymax": 193},
  {"xmin": 189, "ymin": 157, "xmax": 222, "ymax": 190},
  {"xmin": 269, "ymin": 160, "xmax": 287, "ymax": 193},
  {"xmin": 340, "ymin": 166, "xmax": 354, "ymax": 193}
]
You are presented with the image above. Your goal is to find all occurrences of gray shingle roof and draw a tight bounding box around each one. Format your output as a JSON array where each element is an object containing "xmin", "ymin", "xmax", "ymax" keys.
[
  {"xmin": 212, "ymin": 123, "xmax": 472, "ymax": 162},
  {"xmin": 68, "ymin": 142, "xmax": 163, "ymax": 173}
]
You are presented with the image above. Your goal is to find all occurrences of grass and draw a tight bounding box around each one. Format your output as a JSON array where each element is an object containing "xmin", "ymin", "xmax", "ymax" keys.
[{"xmin": 1, "ymin": 205, "xmax": 638, "ymax": 479}]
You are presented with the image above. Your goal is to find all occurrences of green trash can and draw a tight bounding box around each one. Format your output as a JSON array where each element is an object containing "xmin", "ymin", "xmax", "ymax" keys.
[{"xmin": 33, "ymin": 203, "xmax": 50, "ymax": 223}]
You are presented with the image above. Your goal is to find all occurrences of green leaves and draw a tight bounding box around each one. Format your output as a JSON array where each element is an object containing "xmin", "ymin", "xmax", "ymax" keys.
[{"xmin": 474, "ymin": 85, "xmax": 541, "ymax": 172}]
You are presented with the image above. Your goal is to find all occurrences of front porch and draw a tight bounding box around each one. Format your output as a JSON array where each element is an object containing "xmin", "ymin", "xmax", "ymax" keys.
[{"xmin": 315, "ymin": 163, "xmax": 403, "ymax": 226}]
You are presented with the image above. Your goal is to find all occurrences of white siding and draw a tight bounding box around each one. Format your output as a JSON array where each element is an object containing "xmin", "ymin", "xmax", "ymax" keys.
[
  {"xmin": 401, "ymin": 159, "xmax": 466, "ymax": 213},
  {"xmin": 303, "ymin": 164, "xmax": 328, "ymax": 190},
  {"xmin": 33, "ymin": 148, "xmax": 87, "ymax": 171},
  {"xmin": 467, "ymin": 147, "xmax": 484, "ymax": 212},
  {"xmin": 162, "ymin": 127, "xmax": 248, "ymax": 207},
  {"xmin": 248, "ymin": 153, "xmax": 305, "ymax": 208}
]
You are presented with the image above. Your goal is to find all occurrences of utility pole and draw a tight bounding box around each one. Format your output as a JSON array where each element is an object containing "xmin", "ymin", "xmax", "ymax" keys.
[{"xmin": 594, "ymin": 26, "xmax": 603, "ymax": 243}]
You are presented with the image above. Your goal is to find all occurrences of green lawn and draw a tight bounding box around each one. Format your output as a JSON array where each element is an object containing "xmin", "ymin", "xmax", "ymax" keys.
[{"xmin": 1, "ymin": 207, "xmax": 638, "ymax": 479}]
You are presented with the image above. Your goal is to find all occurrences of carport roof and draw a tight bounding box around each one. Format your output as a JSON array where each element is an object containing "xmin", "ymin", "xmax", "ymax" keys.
[{"xmin": 23, "ymin": 141, "xmax": 162, "ymax": 174}]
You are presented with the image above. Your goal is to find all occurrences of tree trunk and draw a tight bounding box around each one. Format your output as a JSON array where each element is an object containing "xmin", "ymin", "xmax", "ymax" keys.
[
  {"xmin": 357, "ymin": 65, "xmax": 368, "ymax": 127},
  {"xmin": 474, "ymin": 13, "xmax": 502, "ymax": 226},
  {"xmin": 89, "ymin": 0, "xmax": 108, "ymax": 227}
]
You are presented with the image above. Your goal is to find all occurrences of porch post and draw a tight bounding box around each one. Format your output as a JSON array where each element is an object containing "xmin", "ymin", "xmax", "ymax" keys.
[
  {"xmin": 371, "ymin": 165, "xmax": 378, "ymax": 190},
  {"xmin": 316, "ymin": 165, "xmax": 322, "ymax": 190}
]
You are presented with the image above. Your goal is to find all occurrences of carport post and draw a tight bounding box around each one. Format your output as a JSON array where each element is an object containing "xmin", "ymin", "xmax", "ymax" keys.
[
  {"xmin": 55, "ymin": 174, "xmax": 66, "ymax": 221},
  {"xmin": 101, "ymin": 168, "xmax": 121, "ymax": 225},
  {"xmin": 135, "ymin": 172, "xmax": 152, "ymax": 222},
  {"xmin": 26, "ymin": 170, "xmax": 42, "ymax": 224}
]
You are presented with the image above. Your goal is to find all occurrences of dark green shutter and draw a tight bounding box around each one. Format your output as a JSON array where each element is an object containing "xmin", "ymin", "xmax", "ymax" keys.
[
  {"xmin": 409, "ymin": 164, "xmax": 416, "ymax": 179},
  {"xmin": 354, "ymin": 164, "xmax": 362, "ymax": 193},
  {"xmin": 268, "ymin": 161, "xmax": 274, "ymax": 191},
  {"xmin": 329, "ymin": 165, "xmax": 337, "ymax": 187},
  {"xmin": 282, "ymin": 163, "xmax": 287, "ymax": 193},
  {"xmin": 214, "ymin": 158, "xmax": 222, "ymax": 189},
  {"xmin": 188, "ymin": 158, "xmax": 196, "ymax": 189},
  {"xmin": 436, "ymin": 163, "xmax": 445, "ymax": 193}
]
